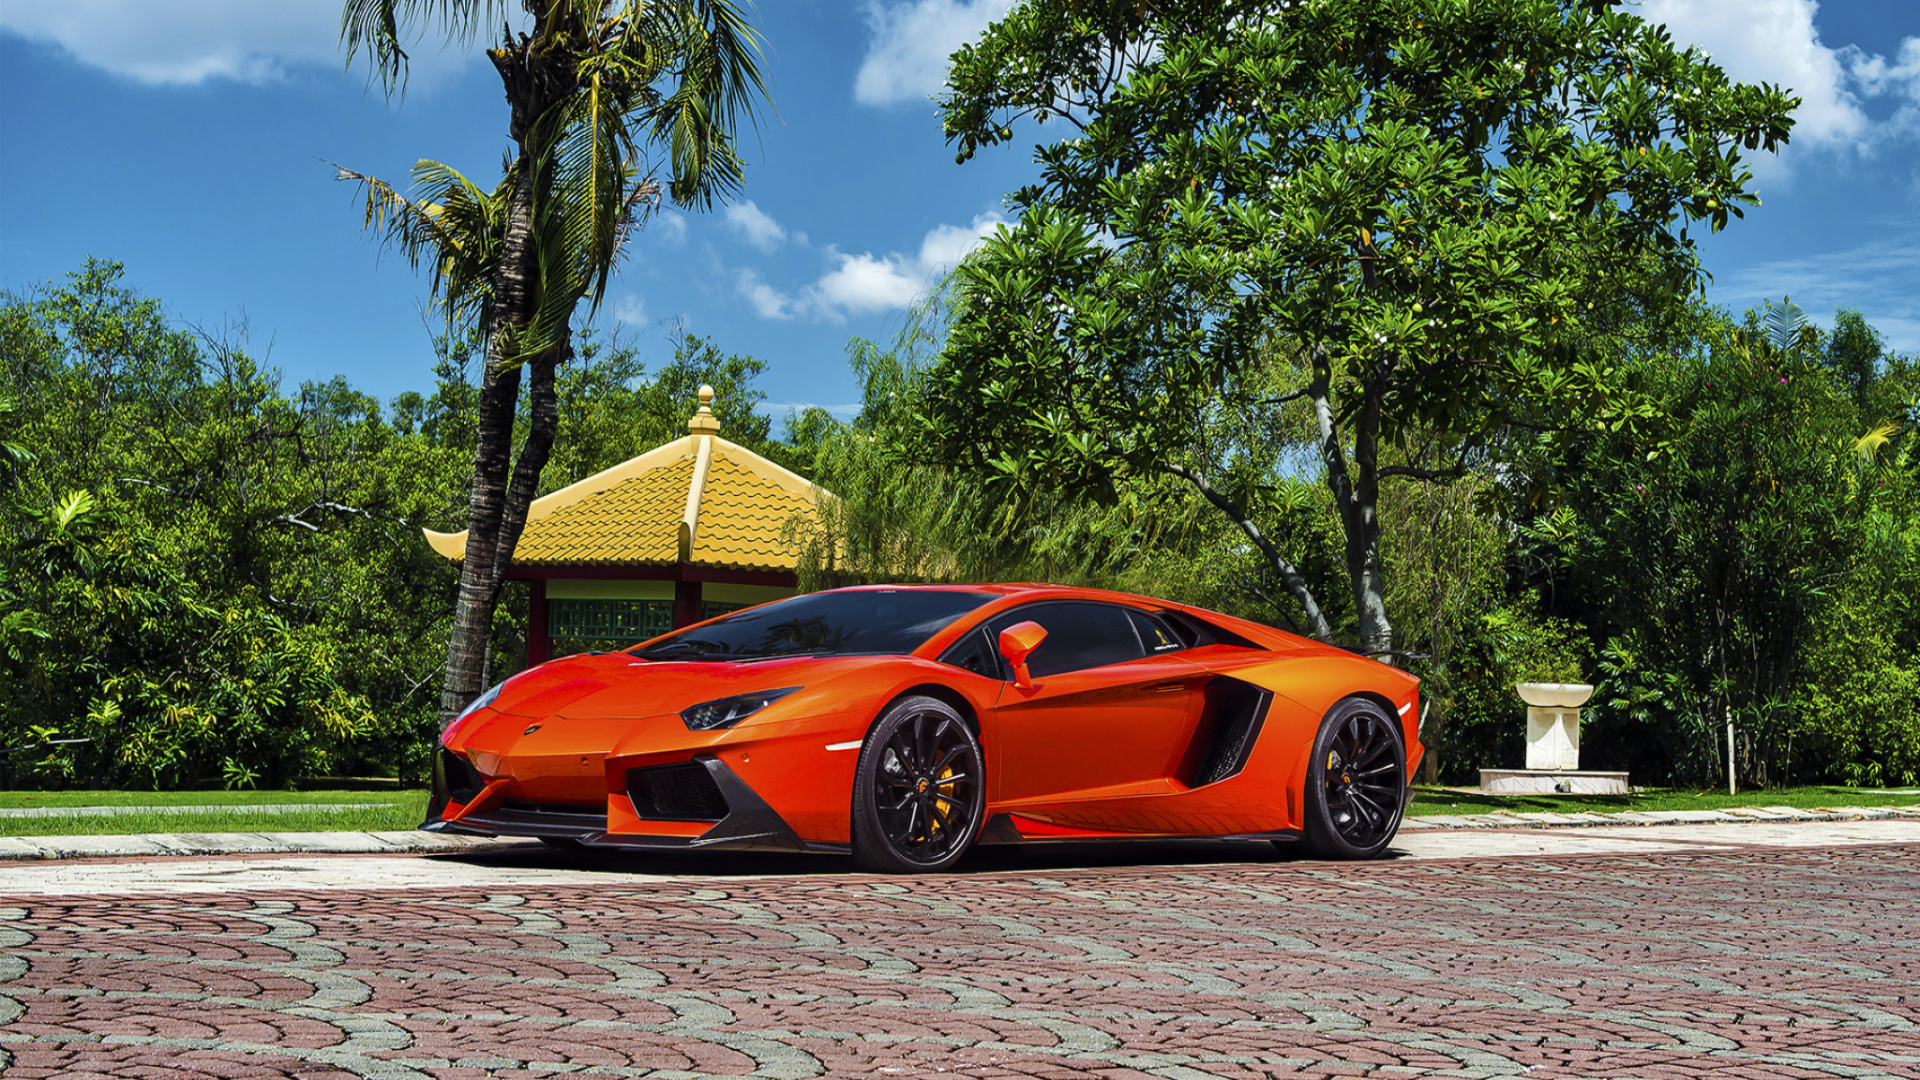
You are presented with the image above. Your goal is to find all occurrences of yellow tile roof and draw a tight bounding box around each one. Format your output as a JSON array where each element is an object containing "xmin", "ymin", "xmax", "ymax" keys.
[{"xmin": 423, "ymin": 431, "xmax": 834, "ymax": 573}]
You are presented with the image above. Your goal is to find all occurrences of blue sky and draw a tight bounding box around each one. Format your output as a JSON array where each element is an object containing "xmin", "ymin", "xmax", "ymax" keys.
[{"xmin": 2, "ymin": 1, "xmax": 1917, "ymax": 425}]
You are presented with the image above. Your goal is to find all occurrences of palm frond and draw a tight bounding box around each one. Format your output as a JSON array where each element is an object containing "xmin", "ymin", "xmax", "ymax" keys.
[
  {"xmin": 334, "ymin": 160, "xmax": 504, "ymax": 334},
  {"xmin": 1763, "ymin": 296, "xmax": 1817, "ymax": 360},
  {"xmin": 341, "ymin": 0, "xmax": 505, "ymax": 90},
  {"xmin": 1854, "ymin": 421, "xmax": 1897, "ymax": 462}
]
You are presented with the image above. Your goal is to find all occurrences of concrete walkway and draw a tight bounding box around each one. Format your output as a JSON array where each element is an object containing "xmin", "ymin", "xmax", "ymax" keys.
[{"xmin": 1, "ymin": 800, "xmax": 1915, "ymax": 862}]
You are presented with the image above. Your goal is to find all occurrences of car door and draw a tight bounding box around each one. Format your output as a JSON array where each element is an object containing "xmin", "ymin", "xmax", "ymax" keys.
[{"xmin": 983, "ymin": 602, "xmax": 1204, "ymax": 805}]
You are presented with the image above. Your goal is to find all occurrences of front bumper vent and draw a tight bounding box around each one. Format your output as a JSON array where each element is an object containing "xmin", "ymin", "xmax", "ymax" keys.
[
  {"xmin": 439, "ymin": 748, "xmax": 485, "ymax": 803},
  {"xmin": 627, "ymin": 761, "xmax": 729, "ymax": 821}
]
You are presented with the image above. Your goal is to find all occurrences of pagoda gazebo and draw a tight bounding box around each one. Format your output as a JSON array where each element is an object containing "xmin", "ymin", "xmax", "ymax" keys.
[{"xmin": 423, "ymin": 387, "xmax": 835, "ymax": 664}]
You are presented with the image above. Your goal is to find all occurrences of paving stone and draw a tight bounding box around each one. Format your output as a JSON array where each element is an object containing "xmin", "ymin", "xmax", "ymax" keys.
[{"xmin": 5, "ymin": 834, "xmax": 1915, "ymax": 1079}]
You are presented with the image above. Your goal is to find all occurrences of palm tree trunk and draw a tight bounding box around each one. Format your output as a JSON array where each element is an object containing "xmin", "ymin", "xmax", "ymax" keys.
[
  {"xmin": 437, "ymin": 154, "xmax": 541, "ymax": 729},
  {"xmin": 437, "ymin": 355, "xmax": 523, "ymax": 727},
  {"xmin": 488, "ymin": 344, "xmax": 565, "ymax": 595}
]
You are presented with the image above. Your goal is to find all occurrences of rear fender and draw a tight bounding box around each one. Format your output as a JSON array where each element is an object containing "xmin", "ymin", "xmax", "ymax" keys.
[{"xmin": 1215, "ymin": 654, "xmax": 1422, "ymax": 820}]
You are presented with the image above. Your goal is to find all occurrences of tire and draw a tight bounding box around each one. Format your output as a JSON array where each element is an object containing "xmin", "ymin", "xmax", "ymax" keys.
[
  {"xmin": 1301, "ymin": 696, "xmax": 1407, "ymax": 859},
  {"xmin": 851, "ymin": 695, "xmax": 985, "ymax": 873}
]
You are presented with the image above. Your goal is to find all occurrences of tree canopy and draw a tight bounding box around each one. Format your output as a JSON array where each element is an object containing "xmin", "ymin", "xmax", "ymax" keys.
[{"xmin": 919, "ymin": 0, "xmax": 1798, "ymax": 653}]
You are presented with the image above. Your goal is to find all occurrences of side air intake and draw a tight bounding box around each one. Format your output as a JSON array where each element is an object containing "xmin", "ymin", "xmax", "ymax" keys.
[{"xmin": 1186, "ymin": 678, "xmax": 1274, "ymax": 787}]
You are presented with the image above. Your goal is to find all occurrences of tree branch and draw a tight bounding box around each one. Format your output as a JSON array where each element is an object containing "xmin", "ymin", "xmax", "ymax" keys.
[
  {"xmin": 1160, "ymin": 461, "xmax": 1334, "ymax": 642},
  {"xmin": 1378, "ymin": 462, "xmax": 1468, "ymax": 483}
]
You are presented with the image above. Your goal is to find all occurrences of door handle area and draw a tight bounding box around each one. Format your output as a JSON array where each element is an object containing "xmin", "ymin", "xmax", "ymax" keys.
[{"xmin": 1155, "ymin": 682, "xmax": 1185, "ymax": 693}]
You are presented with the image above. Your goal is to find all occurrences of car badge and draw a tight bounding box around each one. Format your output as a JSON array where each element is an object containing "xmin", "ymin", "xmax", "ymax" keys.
[{"xmin": 523, "ymin": 723, "xmax": 542, "ymax": 735}]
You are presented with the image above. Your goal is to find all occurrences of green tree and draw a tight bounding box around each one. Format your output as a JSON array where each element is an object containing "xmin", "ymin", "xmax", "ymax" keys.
[
  {"xmin": 1519, "ymin": 303, "xmax": 1903, "ymax": 783},
  {"xmin": 339, "ymin": 0, "xmax": 770, "ymax": 727},
  {"xmin": 920, "ymin": 0, "xmax": 1796, "ymax": 654}
]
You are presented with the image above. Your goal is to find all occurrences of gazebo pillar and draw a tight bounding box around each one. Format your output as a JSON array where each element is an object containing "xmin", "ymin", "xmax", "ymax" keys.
[
  {"xmin": 672, "ymin": 578, "xmax": 704, "ymax": 629},
  {"xmin": 527, "ymin": 579, "xmax": 551, "ymax": 666}
]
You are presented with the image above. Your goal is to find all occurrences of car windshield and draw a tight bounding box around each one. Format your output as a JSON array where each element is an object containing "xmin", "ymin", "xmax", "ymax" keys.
[{"xmin": 632, "ymin": 589, "xmax": 996, "ymax": 662}]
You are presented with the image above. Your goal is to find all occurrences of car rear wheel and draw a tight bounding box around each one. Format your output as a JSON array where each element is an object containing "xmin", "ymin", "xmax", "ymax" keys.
[
  {"xmin": 851, "ymin": 695, "xmax": 984, "ymax": 873},
  {"xmin": 1301, "ymin": 696, "xmax": 1407, "ymax": 859}
]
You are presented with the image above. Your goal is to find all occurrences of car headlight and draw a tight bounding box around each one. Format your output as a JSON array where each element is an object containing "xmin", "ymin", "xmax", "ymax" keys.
[
  {"xmin": 455, "ymin": 681, "xmax": 506, "ymax": 725},
  {"xmin": 680, "ymin": 687, "xmax": 801, "ymax": 731}
]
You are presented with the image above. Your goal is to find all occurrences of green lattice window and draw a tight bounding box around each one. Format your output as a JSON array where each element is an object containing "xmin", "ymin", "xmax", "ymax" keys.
[
  {"xmin": 549, "ymin": 598, "xmax": 672, "ymax": 650},
  {"xmin": 702, "ymin": 601, "xmax": 751, "ymax": 621}
]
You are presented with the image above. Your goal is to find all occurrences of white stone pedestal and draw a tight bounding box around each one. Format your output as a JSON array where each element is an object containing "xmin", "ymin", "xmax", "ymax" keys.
[
  {"xmin": 1478, "ymin": 683, "xmax": 1625, "ymax": 796},
  {"xmin": 1516, "ymin": 683, "xmax": 1594, "ymax": 770},
  {"xmin": 1478, "ymin": 769, "xmax": 1632, "ymax": 795}
]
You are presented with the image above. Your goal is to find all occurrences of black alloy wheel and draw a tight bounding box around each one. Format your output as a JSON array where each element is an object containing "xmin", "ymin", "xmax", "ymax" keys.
[
  {"xmin": 1301, "ymin": 696, "xmax": 1407, "ymax": 859},
  {"xmin": 851, "ymin": 695, "xmax": 984, "ymax": 873}
]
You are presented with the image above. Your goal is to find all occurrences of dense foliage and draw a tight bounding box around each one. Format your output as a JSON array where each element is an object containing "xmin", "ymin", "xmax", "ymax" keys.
[{"xmin": 0, "ymin": 262, "xmax": 792, "ymax": 788}]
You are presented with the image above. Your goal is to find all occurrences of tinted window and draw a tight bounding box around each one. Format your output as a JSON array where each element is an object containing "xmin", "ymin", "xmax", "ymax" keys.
[
  {"xmin": 938, "ymin": 627, "xmax": 1003, "ymax": 678},
  {"xmin": 633, "ymin": 589, "xmax": 995, "ymax": 661},
  {"xmin": 1004, "ymin": 602, "xmax": 1148, "ymax": 677},
  {"xmin": 1129, "ymin": 610, "xmax": 1186, "ymax": 654}
]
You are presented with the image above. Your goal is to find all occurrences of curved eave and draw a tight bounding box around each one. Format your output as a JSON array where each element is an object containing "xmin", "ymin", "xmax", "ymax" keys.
[{"xmin": 424, "ymin": 528, "xmax": 470, "ymax": 561}]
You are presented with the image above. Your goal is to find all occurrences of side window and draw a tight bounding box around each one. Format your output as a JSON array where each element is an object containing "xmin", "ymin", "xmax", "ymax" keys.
[
  {"xmin": 1128, "ymin": 610, "xmax": 1186, "ymax": 654},
  {"xmin": 937, "ymin": 627, "xmax": 1003, "ymax": 678},
  {"xmin": 1013, "ymin": 602, "xmax": 1149, "ymax": 677}
]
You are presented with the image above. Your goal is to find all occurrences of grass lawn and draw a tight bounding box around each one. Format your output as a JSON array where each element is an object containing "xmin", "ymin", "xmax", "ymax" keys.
[
  {"xmin": 0, "ymin": 788, "xmax": 430, "ymax": 837},
  {"xmin": 1407, "ymin": 785, "xmax": 1920, "ymax": 817}
]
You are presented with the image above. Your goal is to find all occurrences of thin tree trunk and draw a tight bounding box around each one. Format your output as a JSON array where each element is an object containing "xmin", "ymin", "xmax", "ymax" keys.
[
  {"xmin": 1346, "ymin": 385, "xmax": 1391, "ymax": 655},
  {"xmin": 488, "ymin": 343, "xmax": 566, "ymax": 602},
  {"xmin": 1309, "ymin": 354, "xmax": 1394, "ymax": 658},
  {"xmin": 1161, "ymin": 461, "xmax": 1333, "ymax": 641}
]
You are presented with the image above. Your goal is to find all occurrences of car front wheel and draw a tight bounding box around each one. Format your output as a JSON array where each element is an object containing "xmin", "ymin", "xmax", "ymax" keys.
[{"xmin": 851, "ymin": 695, "xmax": 984, "ymax": 873}]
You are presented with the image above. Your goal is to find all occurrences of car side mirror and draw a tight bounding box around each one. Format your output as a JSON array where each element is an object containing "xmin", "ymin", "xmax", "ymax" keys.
[{"xmin": 997, "ymin": 621, "xmax": 1048, "ymax": 690}]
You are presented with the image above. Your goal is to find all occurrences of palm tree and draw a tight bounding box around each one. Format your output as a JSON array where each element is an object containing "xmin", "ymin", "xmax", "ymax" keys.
[{"xmin": 339, "ymin": 0, "xmax": 768, "ymax": 727}]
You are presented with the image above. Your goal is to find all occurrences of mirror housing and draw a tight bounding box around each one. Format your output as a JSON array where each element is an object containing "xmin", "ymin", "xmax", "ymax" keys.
[{"xmin": 997, "ymin": 621, "xmax": 1048, "ymax": 690}]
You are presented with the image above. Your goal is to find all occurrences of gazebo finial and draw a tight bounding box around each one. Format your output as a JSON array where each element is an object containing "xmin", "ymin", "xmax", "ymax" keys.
[{"xmin": 688, "ymin": 384, "xmax": 721, "ymax": 434}]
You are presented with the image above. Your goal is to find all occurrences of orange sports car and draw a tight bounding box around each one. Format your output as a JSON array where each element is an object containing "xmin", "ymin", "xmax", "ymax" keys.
[{"xmin": 425, "ymin": 583, "xmax": 1422, "ymax": 871}]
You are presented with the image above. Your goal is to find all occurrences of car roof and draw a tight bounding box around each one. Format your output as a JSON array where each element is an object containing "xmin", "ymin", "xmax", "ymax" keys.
[{"xmin": 819, "ymin": 581, "xmax": 1149, "ymax": 603}]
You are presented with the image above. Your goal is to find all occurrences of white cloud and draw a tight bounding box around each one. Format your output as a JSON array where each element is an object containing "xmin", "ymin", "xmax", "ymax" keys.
[
  {"xmin": 723, "ymin": 200, "xmax": 790, "ymax": 252},
  {"xmin": 855, "ymin": 0, "xmax": 1014, "ymax": 106},
  {"xmin": 0, "ymin": 0, "xmax": 487, "ymax": 86},
  {"xmin": 1638, "ymin": 0, "xmax": 1920, "ymax": 163},
  {"xmin": 764, "ymin": 400, "xmax": 864, "ymax": 420},
  {"xmin": 654, "ymin": 211, "xmax": 689, "ymax": 247},
  {"xmin": 735, "ymin": 268, "xmax": 798, "ymax": 320},
  {"xmin": 613, "ymin": 294, "xmax": 648, "ymax": 325},
  {"xmin": 737, "ymin": 211, "xmax": 1005, "ymax": 322},
  {"xmin": 813, "ymin": 251, "xmax": 925, "ymax": 315}
]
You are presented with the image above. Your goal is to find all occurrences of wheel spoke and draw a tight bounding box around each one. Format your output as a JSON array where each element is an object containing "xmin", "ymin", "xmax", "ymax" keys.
[
  {"xmin": 1353, "ymin": 739, "xmax": 1394, "ymax": 770},
  {"xmin": 1355, "ymin": 780, "xmax": 1400, "ymax": 801},
  {"xmin": 931, "ymin": 744, "xmax": 966, "ymax": 775}
]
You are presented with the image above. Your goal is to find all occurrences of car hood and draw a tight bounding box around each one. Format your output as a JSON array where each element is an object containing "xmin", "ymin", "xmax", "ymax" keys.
[{"xmin": 482, "ymin": 650, "xmax": 890, "ymax": 721}]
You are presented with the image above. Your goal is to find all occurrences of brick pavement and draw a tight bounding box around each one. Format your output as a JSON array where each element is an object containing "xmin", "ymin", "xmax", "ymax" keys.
[{"xmin": 1, "ymin": 840, "xmax": 1916, "ymax": 1079}]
